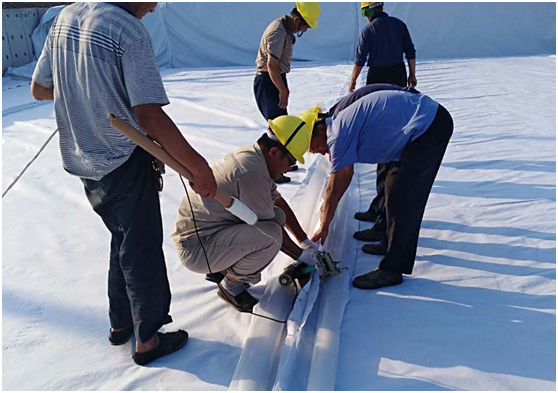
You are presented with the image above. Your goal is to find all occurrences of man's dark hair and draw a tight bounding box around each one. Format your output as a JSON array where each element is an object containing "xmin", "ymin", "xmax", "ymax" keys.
[
  {"xmin": 291, "ymin": 7, "xmax": 308, "ymax": 25},
  {"xmin": 258, "ymin": 132, "xmax": 287, "ymax": 153}
]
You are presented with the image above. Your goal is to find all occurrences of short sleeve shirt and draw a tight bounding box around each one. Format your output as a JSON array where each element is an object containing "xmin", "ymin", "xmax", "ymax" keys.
[
  {"xmin": 327, "ymin": 90, "xmax": 439, "ymax": 173},
  {"xmin": 172, "ymin": 144, "xmax": 282, "ymax": 245},
  {"xmin": 32, "ymin": 2, "xmax": 169, "ymax": 180},
  {"xmin": 255, "ymin": 16, "xmax": 295, "ymax": 73}
]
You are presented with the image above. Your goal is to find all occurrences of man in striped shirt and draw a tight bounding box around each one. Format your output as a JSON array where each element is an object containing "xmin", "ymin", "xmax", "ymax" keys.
[{"xmin": 31, "ymin": 2, "xmax": 216, "ymax": 366}]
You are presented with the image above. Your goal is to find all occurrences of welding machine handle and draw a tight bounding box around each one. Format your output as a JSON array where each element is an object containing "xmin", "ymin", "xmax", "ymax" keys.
[{"xmin": 107, "ymin": 114, "xmax": 258, "ymax": 225}]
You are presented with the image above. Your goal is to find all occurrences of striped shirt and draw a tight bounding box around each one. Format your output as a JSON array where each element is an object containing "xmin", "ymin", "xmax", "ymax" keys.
[
  {"xmin": 32, "ymin": 2, "xmax": 169, "ymax": 180},
  {"xmin": 256, "ymin": 16, "xmax": 295, "ymax": 74}
]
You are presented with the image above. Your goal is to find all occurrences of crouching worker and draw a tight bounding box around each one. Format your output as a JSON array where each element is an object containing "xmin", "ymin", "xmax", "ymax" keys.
[
  {"xmin": 172, "ymin": 116, "xmax": 320, "ymax": 312},
  {"xmin": 306, "ymin": 90, "xmax": 453, "ymax": 289}
]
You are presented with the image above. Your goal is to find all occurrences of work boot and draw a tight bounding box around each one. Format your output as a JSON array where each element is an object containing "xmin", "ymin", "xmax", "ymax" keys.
[
  {"xmin": 286, "ymin": 165, "xmax": 299, "ymax": 172},
  {"xmin": 353, "ymin": 227, "xmax": 384, "ymax": 242},
  {"xmin": 352, "ymin": 268, "xmax": 403, "ymax": 289},
  {"xmin": 217, "ymin": 287, "xmax": 258, "ymax": 313},
  {"xmin": 132, "ymin": 330, "xmax": 189, "ymax": 366},
  {"xmin": 354, "ymin": 209, "xmax": 378, "ymax": 222},
  {"xmin": 275, "ymin": 175, "xmax": 291, "ymax": 184},
  {"xmin": 362, "ymin": 239, "xmax": 388, "ymax": 255}
]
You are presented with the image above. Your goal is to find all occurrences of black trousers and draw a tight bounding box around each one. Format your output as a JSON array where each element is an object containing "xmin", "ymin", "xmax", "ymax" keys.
[
  {"xmin": 379, "ymin": 105, "xmax": 453, "ymax": 274},
  {"xmin": 81, "ymin": 148, "xmax": 172, "ymax": 343},
  {"xmin": 365, "ymin": 62, "xmax": 407, "ymax": 229},
  {"xmin": 253, "ymin": 72, "xmax": 288, "ymax": 121}
]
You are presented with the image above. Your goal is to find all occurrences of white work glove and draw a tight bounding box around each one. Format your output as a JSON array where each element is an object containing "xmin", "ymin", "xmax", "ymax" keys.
[
  {"xmin": 297, "ymin": 247, "xmax": 319, "ymax": 266},
  {"xmin": 300, "ymin": 238, "xmax": 319, "ymax": 250}
]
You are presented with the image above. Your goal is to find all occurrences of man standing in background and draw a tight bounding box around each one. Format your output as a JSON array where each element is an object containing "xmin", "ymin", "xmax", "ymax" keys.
[
  {"xmin": 31, "ymin": 2, "xmax": 217, "ymax": 366},
  {"xmin": 348, "ymin": 2, "xmax": 418, "ymax": 256},
  {"xmin": 254, "ymin": 2, "xmax": 320, "ymax": 183}
]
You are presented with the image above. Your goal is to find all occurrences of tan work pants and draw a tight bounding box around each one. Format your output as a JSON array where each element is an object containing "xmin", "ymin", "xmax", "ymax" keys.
[{"xmin": 177, "ymin": 207, "xmax": 286, "ymax": 284}]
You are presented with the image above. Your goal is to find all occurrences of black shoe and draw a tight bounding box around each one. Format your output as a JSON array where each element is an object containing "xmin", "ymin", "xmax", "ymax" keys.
[
  {"xmin": 362, "ymin": 240, "xmax": 388, "ymax": 255},
  {"xmin": 205, "ymin": 272, "xmax": 225, "ymax": 284},
  {"xmin": 354, "ymin": 228, "xmax": 385, "ymax": 242},
  {"xmin": 354, "ymin": 210, "xmax": 378, "ymax": 222},
  {"xmin": 217, "ymin": 287, "xmax": 258, "ymax": 313},
  {"xmin": 286, "ymin": 165, "xmax": 299, "ymax": 172},
  {"xmin": 353, "ymin": 268, "xmax": 403, "ymax": 289},
  {"xmin": 275, "ymin": 175, "xmax": 291, "ymax": 184},
  {"xmin": 109, "ymin": 325, "xmax": 133, "ymax": 346},
  {"xmin": 132, "ymin": 330, "xmax": 189, "ymax": 366}
]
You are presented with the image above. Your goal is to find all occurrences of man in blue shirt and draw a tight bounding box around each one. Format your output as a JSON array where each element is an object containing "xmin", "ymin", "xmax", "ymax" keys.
[
  {"xmin": 307, "ymin": 91, "xmax": 453, "ymax": 289},
  {"xmin": 348, "ymin": 2, "xmax": 418, "ymax": 247}
]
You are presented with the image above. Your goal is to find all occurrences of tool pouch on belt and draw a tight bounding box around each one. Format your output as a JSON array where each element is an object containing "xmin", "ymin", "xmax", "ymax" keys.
[{"xmin": 151, "ymin": 158, "xmax": 165, "ymax": 192}]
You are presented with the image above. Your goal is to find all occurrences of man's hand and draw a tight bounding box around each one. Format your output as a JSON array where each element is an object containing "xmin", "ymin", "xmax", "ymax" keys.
[
  {"xmin": 300, "ymin": 238, "xmax": 319, "ymax": 250},
  {"xmin": 190, "ymin": 163, "xmax": 217, "ymax": 198},
  {"xmin": 408, "ymin": 73, "xmax": 417, "ymax": 87},
  {"xmin": 348, "ymin": 80, "xmax": 357, "ymax": 93},
  {"xmin": 278, "ymin": 88, "xmax": 289, "ymax": 109},
  {"xmin": 310, "ymin": 225, "xmax": 329, "ymax": 246}
]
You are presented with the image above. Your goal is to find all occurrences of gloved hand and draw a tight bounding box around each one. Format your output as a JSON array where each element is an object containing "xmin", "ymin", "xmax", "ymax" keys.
[
  {"xmin": 300, "ymin": 238, "xmax": 319, "ymax": 250},
  {"xmin": 297, "ymin": 247, "xmax": 319, "ymax": 266}
]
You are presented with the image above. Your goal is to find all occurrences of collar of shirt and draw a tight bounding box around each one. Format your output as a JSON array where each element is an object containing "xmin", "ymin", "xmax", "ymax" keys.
[
  {"xmin": 280, "ymin": 15, "xmax": 296, "ymax": 45},
  {"xmin": 106, "ymin": 2, "xmax": 135, "ymax": 17},
  {"xmin": 370, "ymin": 11, "xmax": 388, "ymax": 22},
  {"xmin": 253, "ymin": 143, "xmax": 273, "ymax": 180}
]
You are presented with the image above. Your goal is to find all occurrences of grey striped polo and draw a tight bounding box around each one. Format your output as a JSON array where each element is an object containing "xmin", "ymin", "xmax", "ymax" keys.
[
  {"xmin": 32, "ymin": 2, "xmax": 169, "ymax": 181},
  {"xmin": 256, "ymin": 16, "xmax": 295, "ymax": 74}
]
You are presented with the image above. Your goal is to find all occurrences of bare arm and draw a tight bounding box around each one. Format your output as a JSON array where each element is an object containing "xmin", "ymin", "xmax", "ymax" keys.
[
  {"xmin": 31, "ymin": 82, "xmax": 54, "ymax": 101},
  {"xmin": 267, "ymin": 56, "xmax": 289, "ymax": 109},
  {"xmin": 274, "ymin": 196, "xmax": 308, "ymax": 243},
  {"xmin": 349, "ymin": 65, "xmax": 363, "ymax": 93},
  {"xmin": 311, "ymin": 165, "xmax": 354, "ymax": 244},
  {"xmin": 407, "ymin": 58, "xmax": 417, "ymax": 87},
  {"xmin": 134, "ymin": 104, "xmax": 217, "ymax": 198}
]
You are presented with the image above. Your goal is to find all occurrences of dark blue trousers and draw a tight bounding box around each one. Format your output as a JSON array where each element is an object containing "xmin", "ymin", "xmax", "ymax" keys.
[
  {"xmin": 81, "ymin": 148, "xmax": 172, "ymax": 343},
  {"xmin": 366, "ymin": 62, "xmax": 407, "ymax": 228},
  {"xmin": 380, "ymin": 105, "xmax": 453, "ymax": 274},
  {"xmin": 253, "ymin": 72, "xmax": 288, "ymax": 121}
]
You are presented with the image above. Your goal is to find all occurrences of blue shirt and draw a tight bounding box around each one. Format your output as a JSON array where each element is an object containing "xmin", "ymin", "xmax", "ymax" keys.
[
  {"xmin": 327, "ymin": 90, "xmax": 439, "ymax": 173},
  {"xmin": 354, "ymin": 12, "xmax": 416, "ymax": 68}
]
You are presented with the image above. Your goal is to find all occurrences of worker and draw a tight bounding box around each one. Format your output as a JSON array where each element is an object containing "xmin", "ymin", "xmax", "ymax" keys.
[
  {"xmin": 254, "ymin": 2, "xmax": 321, "ymax": 184},
  {"xmin": 30, "ymin": 3, "xmax": 217, "ymax": 365},
  {"xmin": 305, "ymin": 90, "xmax": 453, "ymax": 289},
  {"xmin": 349, "ymin": 2, "xmax": 418, "ymax": 251},
  {"xmin": 172, "ymin": 115, "xmax": 320, "ymax": 312}
]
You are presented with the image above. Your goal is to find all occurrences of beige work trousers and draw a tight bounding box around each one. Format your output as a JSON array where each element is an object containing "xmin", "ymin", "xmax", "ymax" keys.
[{"xmin": 177, "ymin": 207, "xmax": 286, "ymax": 284}]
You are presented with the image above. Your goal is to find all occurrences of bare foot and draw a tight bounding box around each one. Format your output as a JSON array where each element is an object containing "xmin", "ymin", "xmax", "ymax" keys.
[{"xmin": 136, "ymin": 333, "xmax": 159, "ymax": 353}]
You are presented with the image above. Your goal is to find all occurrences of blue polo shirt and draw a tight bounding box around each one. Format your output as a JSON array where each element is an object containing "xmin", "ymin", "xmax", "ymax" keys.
[
  {"xmin": 354, "ymin": 12, "xmax": 416, "ymax": 68},
  {"xmin": 326, "ymin": 90, "xmax": 439, "ymax": 173}
]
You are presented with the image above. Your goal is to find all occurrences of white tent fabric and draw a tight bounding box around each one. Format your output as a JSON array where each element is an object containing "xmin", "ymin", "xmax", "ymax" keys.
[{"xmin": 25, "ymin": 2, "xmax": 556, "ymax": 73}]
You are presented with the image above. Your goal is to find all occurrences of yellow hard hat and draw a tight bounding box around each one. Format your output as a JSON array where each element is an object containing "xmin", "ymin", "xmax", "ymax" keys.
[
  {"xmin": 361, "ymin": 2, "xmax": 383, "ymax": 9},
  {"xmin": 298, "ymin": 105, "xmax": 322, "ymax": 134},
  {"xmin": 295, "ymin": 2, "xmax": 321, "ymax": 29},
  {"xmin": 268, "ymin": 115, "xmax": 312, "ymax": 164}
]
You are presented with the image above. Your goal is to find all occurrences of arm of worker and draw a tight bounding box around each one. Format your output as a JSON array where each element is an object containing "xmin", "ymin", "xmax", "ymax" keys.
[
  {"xmin": 310, "ymin": 165, "xmax": 354, "ymax": 245},
  {"xmin": 349, "ymin": 65, "xmax": 364, "ymax": 93},
  {"xmin": 407, "ymin": 58, "xmax": 417, "ymax": 87},
  {"xmin": 403, "ymin": 24, "xmax": 417, "ymax": 87},
  {"xmin": 349, "ymin": 28, "xmax": 370, "ymax": 92},
  {"xmin": 267, "ymin": 56, "xmax": 289, "ymax": 109},
  {"xmin": 31, "ymin": 82, "xmax": 54, "ymax": 101},
  {"xmin": 135, "ymin": 104, "xmax": 217, "ymax": 199},
  {"xmin": 274, "ymin": 196, "xmax": 308, "ymax": 243},
  {"xmin": 31, "ymin": 29, "xmax": 54, "ymax": 101}
]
